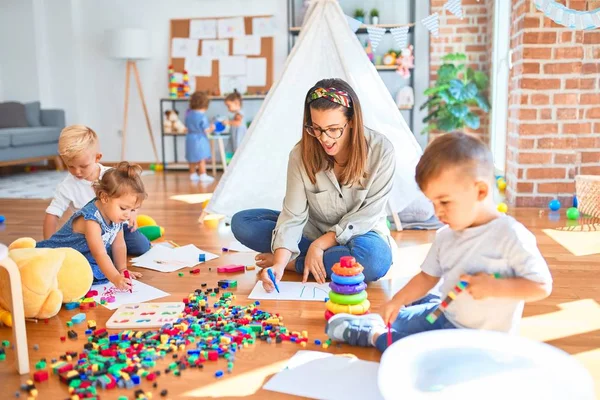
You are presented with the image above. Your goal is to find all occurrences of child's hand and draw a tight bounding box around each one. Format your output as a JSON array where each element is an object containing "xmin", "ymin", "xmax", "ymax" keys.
[
  {"xmin": 128, "ymin": 215, "xmax": 138, "ymax": 232},
  {"xmin": 258, "ymin": 265, "xmax": 284, "ymax": 293},
  {"xmin": 111, "ymin": 274, "xmax": 132, "ymax": 291},
  {"xmin": 381, "ymin": 298, "xmax": 404, "ymax": 326},
  {"xmin": 460, "ymin": 273, "xmax": 496, "ymax": 300},
  {"xmin": 121, "ymin": 269, "xmax": 142, "ymax": 279}
]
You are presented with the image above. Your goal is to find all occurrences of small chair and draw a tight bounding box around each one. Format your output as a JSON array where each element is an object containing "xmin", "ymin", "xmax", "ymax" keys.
[{"xmin": 0, "ymin": 244, "xmax": 30, "ymax": 374}]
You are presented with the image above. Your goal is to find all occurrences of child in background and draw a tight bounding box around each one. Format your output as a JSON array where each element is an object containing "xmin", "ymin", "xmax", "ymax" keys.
[
  {"xmin": 224, "ymin": 89, "xmax": 247, "ymax": 151},
  {"xmin": 43, "ymin": 125, "xmax": 150, "ymax": 255},
  {"xmin": 326, "ymin": 132, "xmax": 553, "ymax": 351},
  {"xmin": 38, "ymin": 162, "xmax": 147, "ymax": 291},
  {"xmin": 186, "ymin": 91, "xmax": 215, "ymax": 182}
]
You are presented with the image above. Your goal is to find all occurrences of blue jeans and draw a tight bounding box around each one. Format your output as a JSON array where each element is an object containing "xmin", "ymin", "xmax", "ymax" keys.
[
  {"xmin": 231, "ymin": 209, "xmax": 392, "ymax": 282},
  {"xmin": 374, "ymin": 293, "xmax": 457, "ymax": 352},
  {"xmin": 123, "ymin": 225, "xmax": 151, "ymax": 256}
]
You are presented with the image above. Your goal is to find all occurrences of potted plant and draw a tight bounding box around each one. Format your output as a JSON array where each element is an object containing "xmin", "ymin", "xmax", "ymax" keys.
[
  {"xmin": 354, "ymin": 8, "xmax": 365, "ymax": 23},
  {"xmin": 420, "ymin": 53, "xmax": 491, "ymax": 134},
  {"xmin": 370, "ymin": 9, "xmax": 380, "ymax": 25}
]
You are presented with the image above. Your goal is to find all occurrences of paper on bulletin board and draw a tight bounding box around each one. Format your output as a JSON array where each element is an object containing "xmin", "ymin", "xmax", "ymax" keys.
[
  {"xmin": 252, "ymin": 17, "xmax": 276, "ymax": 37},
  {"xmin": 233, "ymin": 36, "xmax": 261, "ymax": 55},
  {"xmin": 218, "ymin": 17, "xmax": 245, "ymax": 39},
  {"xmin": 185, "ymin": 56, "xmax": 212, "ymax": 77},
  {"xmin": 189, "ymin": 19, "xmax": 217, "ymax": 39},
  {"xmin": 201, "ymin": 40, "xmax": 229, "ymax": 59},
  {"xmin": 246, "ymin": 57, "xmax": 267, "ymax": 86},
  {"xmin": 220, "ymin": 76, "xmax": 247, "ymax": 95},
  {"xmin": 171, "ymin": 38, "xmax": 199, "ymax": 58},
  {"xmin": 219, "ymin": 56, "xmax": 246, "ymax": 76}
]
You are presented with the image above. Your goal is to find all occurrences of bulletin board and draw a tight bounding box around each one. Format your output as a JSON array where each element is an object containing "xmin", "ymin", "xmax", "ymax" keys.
[{"xmin": 169, "ymin": 16, "xmax": 274, "ymax": 96}]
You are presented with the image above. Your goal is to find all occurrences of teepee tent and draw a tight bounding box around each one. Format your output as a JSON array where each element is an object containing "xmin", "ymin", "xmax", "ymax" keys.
[{"xmin": 207, "ymin": 0, "xmax": 423, "ymax": 219}]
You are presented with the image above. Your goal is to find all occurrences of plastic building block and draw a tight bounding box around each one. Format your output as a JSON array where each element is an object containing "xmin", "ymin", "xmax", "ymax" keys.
[
  {"xmin": 246, "ymin": 265, "xmax": 256, "ymax": 271},
  {"xmin": 178, "ymin": 272, "xmax": 184, "ymax": 277},
  {"xmin": 67, "ymin": 330, "xmax": 78, "ymax": 340},
  {"xmin": 198, "ymin": 254, "xmax": 206, "ymax": 262},
  {"xmin": 33, "ymin": 370, "xmax": 48, "ymax": 383},
  {"xmin": 217, "ymin": 265, "xmax": 245, "ymax": 273},
  {"xmin": 215, "ymin": 370, "xmax": 224, "ymax": 378},
  {"xmin": 64, "ymin": 302, "xmax": 79, "ymax": 310},
  {"xmin": 71, "ymin": 313, "xmax": 86, "ymax": 324}
]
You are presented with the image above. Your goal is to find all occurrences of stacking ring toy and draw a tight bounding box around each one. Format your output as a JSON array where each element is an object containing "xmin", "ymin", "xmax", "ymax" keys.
[
  {"xmin": 329, "ymin": 281, "xmax": 366, "ymax": 295},
  {"xmin": 332, "ymin": 262, "xmax": 364, "ymax": 276},
  {"xmin": 326, "ymin": 299, "xmax": 371, "ymax": 315},
  {"xmin": 340, "ymin": 256, "xmax": 356, "ymax": 267},
  {"xmin": 331, "ymin": 273, "xmax": 365, "ymax": 285},
  {"xmin": 325, "ymin": 309, "xmax": 369, "ymax": 321},
  {"xmin": 328, "ymin": 290, "xmax": 367, "ymax": 305}
]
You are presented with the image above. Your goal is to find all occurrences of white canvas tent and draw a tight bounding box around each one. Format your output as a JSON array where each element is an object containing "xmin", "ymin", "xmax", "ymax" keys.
[{"xmin": 206, "ymin": 0, "xmax": 423, "ymax": 220}]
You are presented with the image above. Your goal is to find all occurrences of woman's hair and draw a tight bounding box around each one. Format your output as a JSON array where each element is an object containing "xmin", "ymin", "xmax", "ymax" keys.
[
  {"xmin": 58, "ymin": 125, "xmax": 98, "ymax": 161},
  {"xmin": 93, "ymin": 162, "xmax": 147, "ymax": 205},
  {"xmin": 190, "ymin": 91, "xmax": 210, "ymax": 110},
  {"xmin": 301, "ymin": 78, "xmax": 367, "ymax": 187},
  {"xmin": 224, "ymin": 89, "xmax": 243, "ymax": 106}
]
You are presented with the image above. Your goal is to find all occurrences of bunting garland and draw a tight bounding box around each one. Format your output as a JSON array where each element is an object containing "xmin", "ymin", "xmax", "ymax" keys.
[
  {"xmin": 366, "ymin": 26, "xmax": 386, "ymax": 52},
  {"xmin": 444, "ymin": 0, "xmax": 464, "ymax": 19},
  {"xmin": 421, "ymin": 12, "xmax": 440, "ymax": 37},
  {"xmin": 390, "ymin": 26, "xmax": 409, "ymax": 50},
  {"xmin": 534, "ymin": 0, "xmax": 600, "ymax": 30}
]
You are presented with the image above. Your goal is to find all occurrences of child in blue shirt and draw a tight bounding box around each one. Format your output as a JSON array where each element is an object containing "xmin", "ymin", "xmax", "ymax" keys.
[
  {"xmin": 186, "ymin": 91, "xmax": 215, "ymax": 182},
  {"xmin": 326, "ymin": 132, "xmax": 553, "ymax": 351},
  {"xmin": 37, "ymin": 162, "xmax": 147, "ymax": 291},
  {"xmin": 224, "ymin": 89, "xmax": 247, "ymax": 151}
]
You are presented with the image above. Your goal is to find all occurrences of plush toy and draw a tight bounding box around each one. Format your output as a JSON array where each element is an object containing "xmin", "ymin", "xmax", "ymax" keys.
[
  {"xmin": 383, "ymin": 51, "xmax": 397, "ymax": 66},
  {"xmin": 396, "ymin": 45, "xmax": 415, "ymax": 80},
  {"xmin": 136, "ymin": 214, "xmax": 165, "ymax": 241},
  {"xmin": 0, "ymin": 238, "xmax": 93, "ymax": 322},
  {"xmin": 163, "ymin": 110, "xmax": 186, "ymax": 134}
]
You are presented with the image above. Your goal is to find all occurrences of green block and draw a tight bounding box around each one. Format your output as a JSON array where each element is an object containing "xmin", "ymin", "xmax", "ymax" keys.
[
  {"xmin": 119, "ymin": 397, "xmax": 129, "ymax": 400},
  {"xmin": 425, "ymin": 314, "xmax": 437, "ymax": 324},
  {"xmin": 35, "ymin": 361, "xmax": 47, "ymax": 370},
  {"xmin": 138, "ymin": 225, "xmax": 163, "ymax": 241},
  {"xmin": 69, "ymin": 379, "xmax": 82, "ymax": 388},
  {"xmin": 0, "ymin": 354, "xmax": 6, "ymax": 361},
  {"xmin": 1, "ymin": 340, "xmax": 9, "ymax": 347},
  {"xmin": 66, "ymin": 321, "xmax": 73, "ymax": 327}
]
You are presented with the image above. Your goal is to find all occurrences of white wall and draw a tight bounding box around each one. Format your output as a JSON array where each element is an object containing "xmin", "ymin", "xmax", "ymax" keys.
[{"xmin": 1, "ymin": 0, "xmax": 288, "ymax": 162}]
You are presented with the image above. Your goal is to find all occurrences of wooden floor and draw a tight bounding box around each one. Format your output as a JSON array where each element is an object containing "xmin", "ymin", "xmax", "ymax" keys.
[{"xmin": 0, "ymin": 172, "xmax": 599, "ymax": 399}]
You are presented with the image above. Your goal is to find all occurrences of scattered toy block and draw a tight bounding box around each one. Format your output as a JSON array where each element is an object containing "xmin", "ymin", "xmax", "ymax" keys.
[{"xmin": 217, "ymin": 265, "xmax": 245, "ymax": 273}]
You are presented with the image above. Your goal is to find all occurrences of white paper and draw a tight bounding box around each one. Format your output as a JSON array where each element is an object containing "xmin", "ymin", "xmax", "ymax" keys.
[
  {"xmin": 233, "ymin": 36, "xmax": 261, "ymax": 55},
  {"xmin": 218, "ymin": 17, "xmax": 245, "ymax": 39},
  {"xmin": 185, "ymin": 56, "xmax": 212, "ymax": 77},
  {"xmin": 201, "ymin": 40, "xmax": 230, "ymax": 59},
  {"xmin": 219, "ymin": 56, "xmax": 246, "ymax": 76},
  {"xmin": 90, "ymin": 280, "xmax": 170, "ymax": 311},
  {"xmin": 171, "ymin": 38, "xmax": 199, "ymax": 58},
  {"xmin": 263, "ymin": 351, "xmax": 383, "ymax": 400},
  {"xmin": 219, "ymin": 75, "xmax": 247, "ymax": 95},
  {"xmin": 190, "ymin": 19, "xmax": 217, "ymax": 39},
  {"xmin": 248, "ymin": 281, "xmax": 330, "ymax": 301},
  {"xmin": 252, "ymin": 17, "xmax": 276, "ymax": 37},
  {"xmin": 225, "ymin": 240, "xmax": 254, "ymax": 252},
  {"xmin": 130, "ymin": 244, "xmax": 219, "ymax": 272},
  {"xmin": 246, "ymin": 58, "xmax": 267, "ymax": 86}
]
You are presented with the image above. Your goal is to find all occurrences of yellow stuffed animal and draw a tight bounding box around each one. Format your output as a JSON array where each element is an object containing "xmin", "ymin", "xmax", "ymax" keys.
[{"xmin": 0, "ymin": 237, "xmax": 93, "ymax": 323}]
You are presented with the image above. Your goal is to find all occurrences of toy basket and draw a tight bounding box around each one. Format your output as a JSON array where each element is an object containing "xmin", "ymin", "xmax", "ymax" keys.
[{"xmin": 575, "ymin": 175, "xmax": 600, "ymax": 218}]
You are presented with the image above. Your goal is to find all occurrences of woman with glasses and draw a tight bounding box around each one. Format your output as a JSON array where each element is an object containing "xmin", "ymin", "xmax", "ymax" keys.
[{"xmin": 231, "ymin": 78, "xmax": 395, "ymax": 292}]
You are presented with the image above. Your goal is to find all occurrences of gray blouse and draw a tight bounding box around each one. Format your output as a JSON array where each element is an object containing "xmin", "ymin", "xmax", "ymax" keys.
[{"xmin": 271, "ymin": 128, "xmax": 395, "ymax": 259}]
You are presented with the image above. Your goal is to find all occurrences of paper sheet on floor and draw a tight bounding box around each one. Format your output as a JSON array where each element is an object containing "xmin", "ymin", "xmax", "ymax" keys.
[
  {"xmin": 225, "ymin": 240, "xmax": 254, "ymax": 252},
  {"xmin": 263, "ymin": 350, "xmax": 383, "ymax": 400},
  {"xmin": 542, "ymin": 229, "xmax": 600, "ymax": 256},
  {"xmin": 130, "ymin": 244, "xmax": 218, "ymax": 272},
  {"xmin": 248, "ymin": 281, "xmax": 330, "ymax": 301},
  {"xmin": 90, "ymin": 280, "xmax": 169, "ymax": 310}
]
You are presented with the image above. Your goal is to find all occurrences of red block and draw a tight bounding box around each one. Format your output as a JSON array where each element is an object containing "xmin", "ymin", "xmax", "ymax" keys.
[
  {"xmin": 79, "ymin": 303, "xmax": 90, "ymax": 311},
  {"xmin": 208, "ymin": 350, "xmax": 218, "ymax": 361},
  {"xmin": 58, "ymin": 364, "xmax": 73, "ymax": 374},
  {"xmin": 146, "ymin": 373, "xmax": 156, "ymax": 381},
  {"xmin": 217, "ymin": 264, "xmax": 245, "ymax": 273},
  {"xmin": 60, "ymin": 336, "xmax": 66, "ymax": 342},
  {"xmin": 34, "ymin": 370, "xmax": 49, "ymax": 382},
  {"xmin": 85, "ymin": 290, "xmax": 98, "ymax": 298}
]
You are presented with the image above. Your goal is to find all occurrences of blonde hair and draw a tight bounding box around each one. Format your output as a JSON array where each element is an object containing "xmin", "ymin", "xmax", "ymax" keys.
[
  {"xmin": 301, "ymin": 78, "xmax": 367, "ymax": 187},
  {"xmin": 58, "ymin": 125, "xmax": 98, "ymax": 161},
  {"xmin": 93, "ymin": 162, "xmax": 147, "ymax": 205}
]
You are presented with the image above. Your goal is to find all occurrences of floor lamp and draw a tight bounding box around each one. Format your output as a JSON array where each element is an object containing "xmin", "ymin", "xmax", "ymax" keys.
[{"xmin": 106, "ymin": 28, "xmax": 159, "ymax": 162}]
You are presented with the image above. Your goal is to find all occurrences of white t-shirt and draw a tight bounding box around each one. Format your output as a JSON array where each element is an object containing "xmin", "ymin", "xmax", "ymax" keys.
[
  {"xmin": 46, "ymin": 164, "xmax": 111, "ymax": 218},
  {"xmin": 421, "ymin": 215, "xmax": 552, "ymax": 334}
]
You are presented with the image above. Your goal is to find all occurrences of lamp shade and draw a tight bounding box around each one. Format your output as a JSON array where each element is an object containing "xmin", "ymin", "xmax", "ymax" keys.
[{"xmin": 105, "ymin": 28, "xmax": 151, "ymax": 60}]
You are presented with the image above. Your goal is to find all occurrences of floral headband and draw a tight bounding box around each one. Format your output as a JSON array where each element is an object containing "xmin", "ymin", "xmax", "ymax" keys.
[{"xmin": 307, "ymin": 87, "xmax": 352, "ymax": 108}]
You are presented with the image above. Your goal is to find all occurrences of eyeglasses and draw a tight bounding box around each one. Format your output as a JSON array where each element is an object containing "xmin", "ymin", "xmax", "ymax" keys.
[{"xmin": 304, "ymin": 122, "xmax": 348, "ymax": 140}]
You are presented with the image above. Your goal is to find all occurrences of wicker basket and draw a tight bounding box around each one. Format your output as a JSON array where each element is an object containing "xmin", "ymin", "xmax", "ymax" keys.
[{"xmin": 575, "ymin": 175, "xmax": 600, "ymax": 218}]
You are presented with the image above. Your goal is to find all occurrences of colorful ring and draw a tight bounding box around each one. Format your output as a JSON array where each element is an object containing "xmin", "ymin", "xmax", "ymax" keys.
[
  {"xmin": 329, "ymin": 281, "xmax": 366, "ymax": 295},
  {"xmin": 325, "ymin": 299, "xmax": 370, "ymax": 315},
  {"xmin": 331, "ymin": 273, "xmax": 365, "ymax": 285},
  {"xmin": 332, "ymin": 263, "xmax": 364, "ymax": 276},
  {"xmin": 325, "ymin": 309, "xmax": 369, "ymax": 321},
  {"xmin": 340, "ymin": 256, "xmax": 356, "ymax": 268},
  {"xmin": 328, "ymin": 290, "xmax": 367, "ymax": 305}
]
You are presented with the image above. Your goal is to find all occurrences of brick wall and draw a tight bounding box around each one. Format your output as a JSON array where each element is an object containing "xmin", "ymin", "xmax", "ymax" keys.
[
  {"xmin": 429, "ymin": 0, "xmax": 493, "ymax": 142},
  {"xmin": 505, "ymin": 0, "xmax": 600, "ymax": 207}
]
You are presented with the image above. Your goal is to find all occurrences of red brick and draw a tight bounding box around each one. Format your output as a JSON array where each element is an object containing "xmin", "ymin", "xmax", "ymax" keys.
[
  {"xmin": 524, "ymin": 32, "xmax": 557, "ymax": 44},
  {"xmin": 537, "ymin": 137, "xmax": 576, "ymax": 149},
  {"xmin": 538, "ymin": 182, "xmax": 575, "ymax": 194},
  {"xmin": 575, "ymin": 31, "xmax": 585, "ymax": 43},
  {"xmin": 583, "ymin": 63, "xmax": 600, "ymax": 74},
  {"xmin": 560, "ymin": 32, "xmax": 573, "ymax": 43},
  {"xmin": 581, "ymin": 152, "xmax": 600, "ymax": 163},
  {"xmin": 514, "ymin": 196, "xmax": 555, "ymax": 207},
  {"xmin": 522, "ymin": 63, "xmax": 540, "ymax": 74},
  {"xmin": 523, "ymin": 47, "xmax": 552, "ymax": 59},
  {"xmin": 563, "ymin": 123, "xmax": 592, "ymax": 134},
  {"xmin": 581, "ymin": 166, "xmax": 600, "ymax": 175},
  {"xmin": 554, "ymin": 93, "xmax": 578, "ymax": 104},
  {"xmin": 554, "ymin": 153, "xmax": 578, "ymax": 164},
  {"xmin": 523, "ymin": 16, "xmax": 540, "ymax": 28},
  {"xmin": 540, "ymin": 109, "xmax": 553, "ymax": 120},
  {"xmin": 518, "ymin": 109, "xmax": 537, "ymax": 120},
  {"xmin": 554, "ymin": 47, "xmax": 583, "ymax": 59},
  {"xmin": 522, "ymin": 79, "xmax": 561, "ymax": 90},
  {"xmin": 517, "ymin": 182, "xmax": 534, "ymax": 193},
  {"xmin": 531, "ymin": 94, "xmax": 550, "ymax": 105},
  {"xmin": 518, "ymin": 152, "xmax": 553, "ymax": 164},
  {"xmin": 580, "ymin": 94, "xmax": 600, "ymax": 104},
  {"xmin": 569, "ymin": 1, "xmax": 587, "ymax": 11},
  {"xmin": 583, "ymin": 32, "xmax": 600, "ymax": 44},
  {"xmin": 595, "ymin": 123, "xmax": 600, "ymax": 133},
  {"xmin": 585, "ymin": 108, "xmax": 600, "ymax": 119},
  {"xmin": 457, "ymin": 26, "xmax": 480, "ymax": 34},
  {"xmin": 564, "ymin": 78, "xmax": 597, "ymax": 89},
  {"xmin": 544, "ymin": 62, "xmax": 582, "ymax": 74},
  {"xmin": 526, "ymin": 168, "xmax": 567, "ymax": 179},
  {"xmin": 519, "ymin": 123, "xmax": 558, "ymax": 135},
  {"xmin": 557, "ymin": 108, "xmax": 578, "ymax": 119},
  {"xmin": 577, "ymin": 137, "xmax": 598, "ymax": 148}
]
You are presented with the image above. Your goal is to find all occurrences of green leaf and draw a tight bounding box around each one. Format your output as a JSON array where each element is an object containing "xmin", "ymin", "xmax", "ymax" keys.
[
  {"xmin": 438, "ymin": 90, "xmax": 454, "ymax": 104},
  {"xmin": 423, "ymin": 83, "xmax": 450, "ymax": 96},
  {"xmin": 464, "ymin": 82, "xmax": 478, "ymax": 100},
  {"xmin": 473, "ymin": 71, "xmax": 489, "ymax": 90},
  {"xmin": 448, "ymin": 104, "xmax": 469, "ymax": 118},
  {"xmin": 448, "ymin": 79, "xmax": 465, "ymax": 100},
  {"xmin": 474, "ymin": 94, "xmax": 491, "ymax": 112},
  {"xmin": 423, "ymin": 109, "xmax": 440, "ymax": 123},
  {"xmin": 421, "ymin": 123, "xmax": 438, "ymax": 134},
  {"xmin": 442, "ymin": 53, "xmax": 467, "ymax": 62},
  {"xmin": 438, "ymin": 116, "xmax": 459, "ymax": 132},
  {"xmin": 465, "ymin": 67, "xmax": 474, "ymax": 82},
  {"xmin": 437, "ymin": 64, "xmax": 457, "ymax": 82},
  {"xmin": 419, "ymin": 97, "xmax": 442, "ymax": 111},
  {"xmin": 464, "ymin": 112, "xmax": 480, "ymax": 129}
]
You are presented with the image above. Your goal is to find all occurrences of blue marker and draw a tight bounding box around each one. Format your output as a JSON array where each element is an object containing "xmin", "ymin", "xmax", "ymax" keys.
[{"xmin": 267, "ymin": 268, "xmax": 280, "ymax": 293}]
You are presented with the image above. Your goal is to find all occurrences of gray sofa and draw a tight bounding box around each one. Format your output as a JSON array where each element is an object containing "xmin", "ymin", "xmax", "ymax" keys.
[{"xmin": 0, "ymin": 101, "xmax": 65, "ymax": 167}]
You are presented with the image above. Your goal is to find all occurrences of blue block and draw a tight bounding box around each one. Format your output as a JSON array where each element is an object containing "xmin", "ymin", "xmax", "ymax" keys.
[
  {"xmin": 315, "ymin": 339, "xmax": 322, "ymax": 345},
  {"xmin": 71, "ymin": 313, "xmax": 86, "ymax": 324},
  {"xmin": 132, "ymin": 375, "xmax": 140, "ymax": 385},
  {"xmin": 109, "ymin": 334, "xmax": 119, "ymax": 342},
  {"xmin": 199, "ymin": 254, "xmax": 206, "ymax": 262},
  {"xmin": 215, "ymin": 370, "xmax": 224, "ymax": 378},
  {"xmin": 187, "ymin": 349, "xmax": 200, "ymax": 356},
  {"xmin": 64, "ymin": 302, "xmax": 79, "ymax": 310},
  {"xmin": 85, "ymin": 329, "xmax": 92, "ymax": 335}
]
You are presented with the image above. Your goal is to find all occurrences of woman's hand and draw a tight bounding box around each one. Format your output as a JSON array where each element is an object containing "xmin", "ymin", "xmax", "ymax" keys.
[
  {"xmin": 259, "ymin": 265, "xmax": 285, "ymax": 293},
  {"xmin": 303, "ymin": 244, "xmax": 326, "ymax": 284},
  {"xmin": 381, "ymin": 297, "xmax": 404, "ymax": 326}
]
